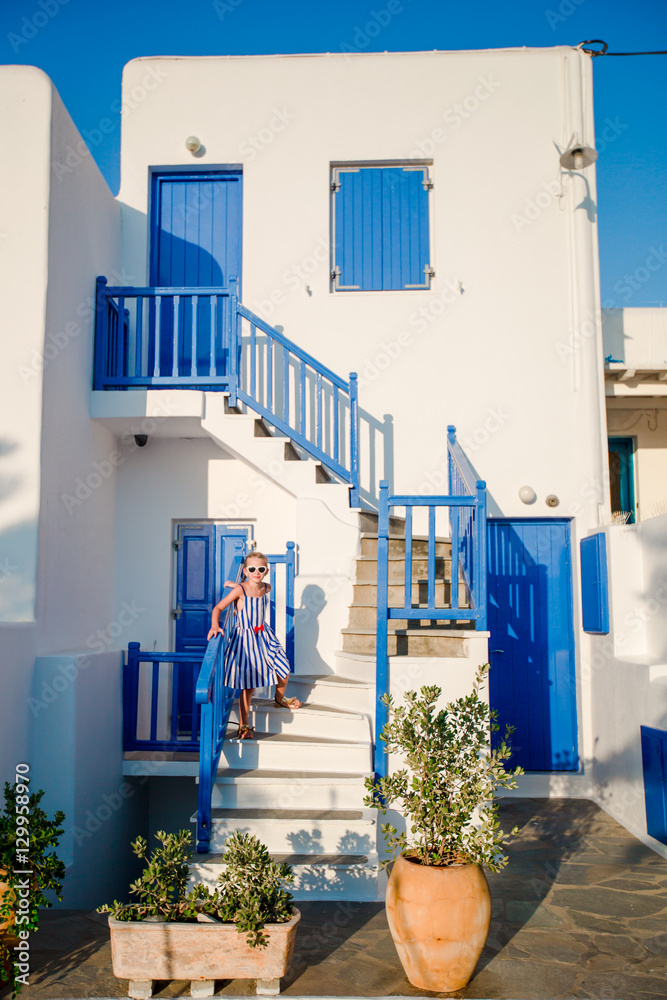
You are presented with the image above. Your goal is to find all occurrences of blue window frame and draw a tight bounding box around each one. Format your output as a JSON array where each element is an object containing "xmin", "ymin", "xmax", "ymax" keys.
[
  {"xmin": 331, "ymin": 164, "xmax": 432, "ymax": 291},
  {"xmin": 608, "ymin": 437, "xmax": 636, "ymax": 524}
]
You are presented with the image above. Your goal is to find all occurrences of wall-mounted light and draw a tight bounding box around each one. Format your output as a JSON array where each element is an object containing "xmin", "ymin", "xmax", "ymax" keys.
[
  {"xmin": 185, "ymin": 135, "xmax": 202, "ymax": 154},
  {"xmin": 518, "ymin": 485, "xmax": 536, "ymax": 504},
  {"xmin": 134, "ymin": 434, "xmax": 148, "ymax": 448},
  {"xmin": 559, "ymin": 135, "xmax": 598, "ymax": 171},
  {"xmin": 545, "ymin": 494, "xmax": 560, "ymax": 508}
]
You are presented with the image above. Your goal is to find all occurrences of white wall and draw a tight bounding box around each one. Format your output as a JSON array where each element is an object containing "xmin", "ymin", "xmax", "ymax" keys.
[
  {"xmin": 603, "ymin": 307, "xmax": 667, "ymax": 369},
  {"xmin": 606, "ymin": 402, "xmax": 667, "ymax": 520},
  {"xmin": 588, "ymin": 517, "xmax": 667, "ymax": 857},
  {"xmin": 0, "ymin": 626, "xmax": 37, "ymax": 784},
  {"xmin": 116, "ymin": 47, "xmax": 608, "ymax": 533},
  {"xmin": 0, "ymin": 67, "xmax": 51, "ymax": 622}
]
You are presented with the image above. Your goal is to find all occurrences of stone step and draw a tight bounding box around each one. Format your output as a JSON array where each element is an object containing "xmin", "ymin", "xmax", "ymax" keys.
[
  {"xmin": 358, "ymin": 510, "xmax": 405, "ymax": 536},
  {"xmin": 342, "ymin": 628, "xmax": 470, "ymax": 657},
  {"xmin": 193, "ymin": 806, "xmax": 376, "ymax": 854},
  {"xmin": 219, "ymin": 731, "xmax": 372, "ymax": 773},
  {"xmin": 285, "ymin": 674, "xmax": 374, "ymax": 713},
  {"xmin": 347, "ymin": 595, "xmax": 469, "ymax": 628},
  {"xmin": 355, "ymin": 555, "xmax": 452, "ymax": 583},
  {"xmin": 360, "ymin": 533, "xmax": 451, "ymax": 559},
  {"xmin": 228, "ymin": 699, "xmax": 371, "ymax": 742},
  {"xmin": 190, "ymin": 852, "xmax": 380, "ymax": 901},
  {"xmin": 210, "ymin": 769, "xmax": 370, "ymax": 810},
  {"xmin": 353, "ymin": 580, "xmax": 459, "ymax": 605}
]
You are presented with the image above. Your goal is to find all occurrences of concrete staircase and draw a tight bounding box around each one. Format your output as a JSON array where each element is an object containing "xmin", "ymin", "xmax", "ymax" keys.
[
  {"xmin": 341, "ymin": 510, "xmax": 472, "ymax": 657},
  {"xmin": 190, "ymin": 689, "xmax": 379, "ymax": 901}
]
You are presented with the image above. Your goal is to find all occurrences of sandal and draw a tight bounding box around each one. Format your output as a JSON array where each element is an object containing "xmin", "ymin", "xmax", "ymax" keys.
[
  {"xmin": 237, "ymin": 724, "xmax": 256, "ymax": 740},
  {"xmin": 274, "ymin": 695, "xmax": 302, "ymax": 710}
]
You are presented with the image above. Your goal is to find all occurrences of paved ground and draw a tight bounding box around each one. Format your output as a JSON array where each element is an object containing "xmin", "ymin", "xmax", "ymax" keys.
[{"xmin": 1, "ymin": 799, "xmax": 666, "ymax": 999}]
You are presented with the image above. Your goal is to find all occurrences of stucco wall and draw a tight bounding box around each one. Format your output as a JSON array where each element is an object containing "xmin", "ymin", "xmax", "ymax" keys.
[
  {"xmin": 588, "ymin": 517, "xmax": 667, "ymax": 857},
  {"xmin": 116, "ymin": 47, "xmax": 608, "ymax": 533}
]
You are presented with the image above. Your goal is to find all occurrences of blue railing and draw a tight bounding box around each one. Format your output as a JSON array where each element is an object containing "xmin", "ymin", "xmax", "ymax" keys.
[
  {"xmin": 94, "ymin": 277, "xmax": 360, "ymax": 506},
  {"xmin": 374, "ymin": 427, "xmax": 487, "ymax": 780},
  {"xmin": 123, "ymin": 645, "xmax": 208, "ymax": 752},
  {"xmin": 196, "ymin": 542, "xmax": 297, "ymax": 852}
]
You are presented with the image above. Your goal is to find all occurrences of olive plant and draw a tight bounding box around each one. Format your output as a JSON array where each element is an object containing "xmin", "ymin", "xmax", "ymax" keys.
[{"xmin": 364, "ymin": 663, "xmax": 524, "ymax": 871}]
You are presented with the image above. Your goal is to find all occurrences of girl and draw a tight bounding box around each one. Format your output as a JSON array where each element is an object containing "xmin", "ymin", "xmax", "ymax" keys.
[{"xmin": 207, "ymin": 552, "xmax": 302, "ymax": 740}]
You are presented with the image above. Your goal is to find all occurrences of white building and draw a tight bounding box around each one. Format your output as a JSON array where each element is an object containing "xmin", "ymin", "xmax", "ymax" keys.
[{"xmin": 1, "ymin": 45, "xmax": 666, "ymax": 907}]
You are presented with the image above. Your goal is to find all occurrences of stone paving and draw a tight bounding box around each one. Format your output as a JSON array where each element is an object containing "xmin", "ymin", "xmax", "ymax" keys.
[{"xmin": 1, "ymin": 799, "xmax": 666, "ymax": 999}]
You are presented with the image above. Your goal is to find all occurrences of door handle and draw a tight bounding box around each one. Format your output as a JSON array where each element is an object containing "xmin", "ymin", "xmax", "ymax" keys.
[{"xmin": 172, "ymin": 603, "xmax": 182, "ymax": 620}]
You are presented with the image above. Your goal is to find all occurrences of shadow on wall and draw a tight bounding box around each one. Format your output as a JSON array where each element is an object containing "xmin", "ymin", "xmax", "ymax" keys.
[
  {"xmin": 0, "ymin": 519, "xmax": 37, "ymax": 621},
  {"xmin": 294, "ymin": 585, "xmax": 333, "ymax": 676}
]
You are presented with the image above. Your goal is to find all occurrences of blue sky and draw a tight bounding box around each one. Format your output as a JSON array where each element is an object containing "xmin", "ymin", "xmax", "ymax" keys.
[{"xmin": 1, "ymin": 0, "xmax": 665, "ymax": 306}]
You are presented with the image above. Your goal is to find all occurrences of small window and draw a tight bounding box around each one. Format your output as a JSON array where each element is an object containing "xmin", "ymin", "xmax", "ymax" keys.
[{"xmin": 331, "ymin": 164, "xmax": 432, "ymax": 291}]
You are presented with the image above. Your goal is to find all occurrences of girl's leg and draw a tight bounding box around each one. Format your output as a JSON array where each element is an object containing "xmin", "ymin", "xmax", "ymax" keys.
[
  {"xmin": 274, "ymin": 674, "xmax": 301, "ymax": 709},
  {"xmin": 239, "ymin": 688, "xmax": 254, "ymax": 726}
]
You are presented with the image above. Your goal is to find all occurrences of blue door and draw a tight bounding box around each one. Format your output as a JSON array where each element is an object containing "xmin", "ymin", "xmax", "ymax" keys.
[
  {"xmin": 487, "ymin": 519, "xmax": 578, "ymax": 771},
  {"xmin": 173, "ymin": 524, "xmax": 247, "ymax": 732},
  {"xmin": 149, "ymin": 171, "xmax": 242, "ymax": 376}
]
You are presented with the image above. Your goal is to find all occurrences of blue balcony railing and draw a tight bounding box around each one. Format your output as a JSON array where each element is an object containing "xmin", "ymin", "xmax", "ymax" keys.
[
  {"xmin": 374, "ymin": 427, "xmax": 487, "ymax": 780},
  {"xmin": 94, "ymin": 276, "xmax": 360, "ymax": 506}
]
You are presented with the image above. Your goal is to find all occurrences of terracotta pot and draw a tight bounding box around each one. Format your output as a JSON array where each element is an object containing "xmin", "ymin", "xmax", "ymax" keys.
[
  {"xmin": 386, "ymin": 854, "xmax": 491, "ymax": 993},
  {"xmin": 108, "ymin": 907, "xmax": 300, "ymax": 983}
]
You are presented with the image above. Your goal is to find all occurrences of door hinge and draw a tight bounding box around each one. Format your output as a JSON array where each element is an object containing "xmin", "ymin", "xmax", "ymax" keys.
[
  {"xmin": 331, "ymin": 267, "xmax": 340, "ymax": 281},
  {"xmin": 422, "ymin": 177, "xmax": 433, "ymax": 190},
  {"xmin": 173, "ymin": 540, "xmax": 182, "ymax": 551},
  {"xmin": 424, "ymin": 265, "xmax": 435, "ymax": 278},
  {"xmin": 331, "ymin": 180, "xmax": 340, "ymax": 192},
  {"xmin": 172, "ymin": 603, "xmax": 182, "ymax": 620}
]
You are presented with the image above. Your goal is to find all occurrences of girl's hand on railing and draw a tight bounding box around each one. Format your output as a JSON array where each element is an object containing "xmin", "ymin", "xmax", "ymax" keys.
[{"xmin": 207, "ymin": 626, "xmax": 224, "ymax": 640}]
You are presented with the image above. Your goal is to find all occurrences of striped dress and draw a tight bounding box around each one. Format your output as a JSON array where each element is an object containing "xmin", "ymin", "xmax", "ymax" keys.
[{"xmin": 223, "ymin": 584, "xmax": 291, "ymax": 690}]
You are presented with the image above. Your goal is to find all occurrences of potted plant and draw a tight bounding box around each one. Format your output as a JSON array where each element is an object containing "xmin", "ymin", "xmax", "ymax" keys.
[
  {"xmin": 99, "ymin": 828, "xmax": 300, "ymax": 998},
  {"xmin": 0, "ymin": 779, "xmax": 66, "ymax": 997},
  {"xmin": 364, "ymin": 662, "xmax": 524, "ymax": 993}
]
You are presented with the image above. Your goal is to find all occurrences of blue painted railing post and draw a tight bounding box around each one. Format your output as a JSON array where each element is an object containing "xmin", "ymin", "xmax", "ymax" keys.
[
  {"xmin": 375, "ymin": 480, "xmax": 390, "ymax": 782},
  {"xmin": 285, "ymin": 541, "xmax": 296, "ymax": 671},
  {"xmin": 197, "ymin": 697, "xmax": 214, "ymax": 852},
  {"xmin": 94, "ymin": 276, "xmax": 108, "ymax": 389},
  {"xmin": 349, "ymin": 372, "xmax": 360, "ymax": 508},
  {"xmin": 123, "ymin": 641, "xmax": 140, "ymax": 751},
  {"xmin": 476, "ymin": 479, "xmax": 488, "ymax": 630},
  {"xmin": 447, "ymin": 425, "xmax": 457, "ymax": 493},
  {"xmin": 228, "ymin": 275, "xmax": 239, "ymax": 408}
]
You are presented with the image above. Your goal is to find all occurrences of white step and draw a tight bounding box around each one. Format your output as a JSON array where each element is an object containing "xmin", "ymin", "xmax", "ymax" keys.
[
  {"xmin": 190, "ymin": 851, "xmax": 380, "ymax": 901},
  {"xmin": 285, "ymin": 674, "xmax": 374, "ymax": 714},
  {"xmin": 190, "ymin": 806, "xmax": 377, "ymax": 854},
  {"xmin": 219, "ymin": 732, "xmax": 372, "ymax": 773},
  {"xmin": 229, "ymin": 698, "xmax": 371, "ymax": 742},
  {"xmin": 210, "ymin": 769, "xmax": 369, "ymax": 810}
]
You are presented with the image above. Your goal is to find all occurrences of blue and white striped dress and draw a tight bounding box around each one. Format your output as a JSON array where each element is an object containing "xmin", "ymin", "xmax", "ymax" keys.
[{"xmin": 223, "ymin": 584, "xmax": 291, "ymax": 690}]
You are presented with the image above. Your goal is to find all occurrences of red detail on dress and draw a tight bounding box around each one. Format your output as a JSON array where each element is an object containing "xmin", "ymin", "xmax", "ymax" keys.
[{"xmin": 254, "ymin": 624, "xmax": 264, "ymax": 633}]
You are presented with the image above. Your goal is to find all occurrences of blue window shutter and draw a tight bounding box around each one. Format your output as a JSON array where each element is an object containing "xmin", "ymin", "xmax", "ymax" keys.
[
  {"xmin": 334, "ymin": 166, "xmax": 430, "ymax": 290},
  {"xmin": 580, "ymin": 533, "xmax": 609, "ymax": 634},
  {"xmin": 641, "ymin": 726, "xmax": 667, "ymax": 845}
]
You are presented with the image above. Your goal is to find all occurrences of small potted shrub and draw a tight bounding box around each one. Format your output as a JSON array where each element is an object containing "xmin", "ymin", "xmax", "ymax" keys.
[
  {"xmin": 365, "ymin": 663, "xmax": 523, "ymax": 993},
  {"xmin": 0, "ymin": 780, "xmax": 66, "ymax": 997},
  {"xmin": 99, "ymin": 829, "xmax": 300, "ymax": 998}
]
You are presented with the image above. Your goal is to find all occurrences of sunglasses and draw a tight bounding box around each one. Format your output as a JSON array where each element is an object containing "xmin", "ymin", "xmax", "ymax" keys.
[{"xmin": 246, "ymin": 565, "xmax": 268, "ymax": 574}]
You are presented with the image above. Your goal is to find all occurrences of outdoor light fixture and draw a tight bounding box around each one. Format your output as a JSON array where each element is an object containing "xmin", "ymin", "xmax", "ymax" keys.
[
  {"xmin": 559, "ymin": 136, "xmax": 598, "ymax": 171},
  {"xmin": 545, "ymin": 494, "xmax": 560, "ymax": 508},
  {"xmin": 518, "ymin": 485, "xmax": 536, "ymax": 504},
  {"xmin": 185, "ymin": 135, "xmax": 202, "ymax": 154},
  {"xmin": 134, "ymin": 435, "xmax": 148, "ymax": 447}
]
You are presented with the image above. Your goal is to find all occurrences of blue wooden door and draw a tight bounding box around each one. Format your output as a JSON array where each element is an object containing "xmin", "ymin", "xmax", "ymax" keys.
[
  {"xmin": 173, "ymin": 524, "xmax": 247, "ymax": 732},
  {"xmin": 487, "ymin": 519, "xmax": 578, "ymax": 771},
  {"xmin": 149, "ymin": 171, "xmax": 242, "ymax": 376},
  {"xmin": 608, "ymin": 438, "xmax": 635, "ymax": 523}
]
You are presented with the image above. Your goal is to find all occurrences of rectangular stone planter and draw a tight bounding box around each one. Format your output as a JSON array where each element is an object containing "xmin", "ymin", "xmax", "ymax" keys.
[{"xmin": 108, "ymin": 909, "xmax": 300, "ymax": 997}]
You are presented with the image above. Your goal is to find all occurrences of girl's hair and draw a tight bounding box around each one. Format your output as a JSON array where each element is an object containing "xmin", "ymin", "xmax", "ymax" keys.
[{"xmin": 242, "ymin": 551, "xmax": 269, "ymax": 572}]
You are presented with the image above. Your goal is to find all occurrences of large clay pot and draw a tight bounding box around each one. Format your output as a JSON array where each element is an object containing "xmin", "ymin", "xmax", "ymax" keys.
[{"xmin": 386, "ymin": 854, "xmax": 491, "ymax": 993}]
